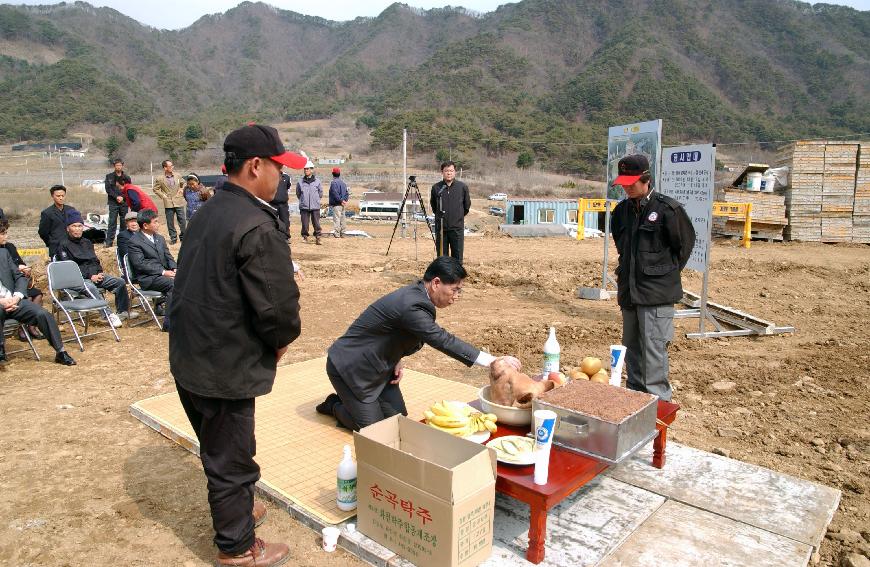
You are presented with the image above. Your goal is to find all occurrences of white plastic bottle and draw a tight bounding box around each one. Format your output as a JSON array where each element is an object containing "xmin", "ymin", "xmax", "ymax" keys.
[
  {"xmin": 542, "ymin": 327, "xmax": 560, "ymax": 376},
  {"xmin": 336, "ymin": 445, "xmax": 357, "ymax": 511}
]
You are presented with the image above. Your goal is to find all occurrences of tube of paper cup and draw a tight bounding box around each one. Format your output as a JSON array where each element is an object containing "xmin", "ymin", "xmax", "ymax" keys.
[
  {"xmin": 533, "ymin": 409, "xmax": 557, "ymax": 485},
  {"xmin": 322, "ymin": 526, "xmax": 340, "ymax": 552},
  {"xmin": 610, "ymin": 345, "xmax": 627, "ymax": 387}
]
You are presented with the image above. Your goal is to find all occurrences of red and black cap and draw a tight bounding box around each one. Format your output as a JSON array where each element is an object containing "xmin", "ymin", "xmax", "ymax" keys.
[
  {"xmin": 612, "ymin": 154, "xmax": 650, "ymax": 187},
  {"xmin": 223, "ymin": 124, "xmax": 308, "ymax": 169}
]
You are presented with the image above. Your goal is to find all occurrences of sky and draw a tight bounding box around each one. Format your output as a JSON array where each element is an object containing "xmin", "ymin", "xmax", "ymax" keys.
[{"xmin": 4, "ymin": 0, "xmax": 868, "ymax": 29}]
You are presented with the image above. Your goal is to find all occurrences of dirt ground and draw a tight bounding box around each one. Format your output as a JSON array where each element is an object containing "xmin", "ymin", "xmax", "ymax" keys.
[{"xmin": 0, "ymin": 205, "xmax": 868, "ymax": 567}]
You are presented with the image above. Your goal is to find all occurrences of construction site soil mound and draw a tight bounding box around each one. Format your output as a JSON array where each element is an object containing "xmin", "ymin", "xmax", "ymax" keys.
[{"xmin": 0, "ymin": 213, "xmax": 868, "ymax": 566}]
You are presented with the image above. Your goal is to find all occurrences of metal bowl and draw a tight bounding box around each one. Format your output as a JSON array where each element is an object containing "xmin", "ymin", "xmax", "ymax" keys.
[{"xmin": 478, "ymin": 386, "xmax": 532, "ymax": 427}]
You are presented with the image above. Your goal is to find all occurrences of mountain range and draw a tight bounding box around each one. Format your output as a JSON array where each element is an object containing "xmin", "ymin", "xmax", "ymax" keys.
[{"xmin": 0, "ymin": 0, "xmax": 867, "ymax": 172}]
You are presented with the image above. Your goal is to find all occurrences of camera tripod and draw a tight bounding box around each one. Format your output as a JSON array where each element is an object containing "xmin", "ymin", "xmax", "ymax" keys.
[{"xmin": 385, "ymin": 175, "xmax": 437, "ymax": 258}]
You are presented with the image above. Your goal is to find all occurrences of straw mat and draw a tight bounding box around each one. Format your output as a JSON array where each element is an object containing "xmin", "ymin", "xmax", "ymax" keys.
[{"xmin": 130, "ymin": 357, "xmax": 479, "ymax": 524}]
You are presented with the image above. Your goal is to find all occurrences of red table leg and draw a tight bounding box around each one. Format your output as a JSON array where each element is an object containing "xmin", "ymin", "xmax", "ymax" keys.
[
  {"xmin": 653, "ymin": 424, "xmax": 667, "ymax": 469},
  {"xmin": 526, "ymin": 503, "xmax": 548, "ymax": 564}
]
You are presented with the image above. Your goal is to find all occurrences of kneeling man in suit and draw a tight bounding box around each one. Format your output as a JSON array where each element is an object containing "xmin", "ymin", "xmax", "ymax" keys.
[{"xmin": 318, "ymin": 256, "xmax": 520, "ymax": 431}]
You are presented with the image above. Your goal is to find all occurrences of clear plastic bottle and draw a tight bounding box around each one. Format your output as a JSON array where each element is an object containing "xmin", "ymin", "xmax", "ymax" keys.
[
  {"xmin": 542, "ymin": 327, "xmax": 560, "ymax": 376},
  {"xmin": 336, "ymin": 445, "xmax": 357, "ymax": 511}
]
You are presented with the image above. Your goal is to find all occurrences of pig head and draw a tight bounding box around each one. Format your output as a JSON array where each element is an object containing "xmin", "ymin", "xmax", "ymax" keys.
[{"xmin": 489, "ymin": 358, "xmax": 555, "ymax": 409}]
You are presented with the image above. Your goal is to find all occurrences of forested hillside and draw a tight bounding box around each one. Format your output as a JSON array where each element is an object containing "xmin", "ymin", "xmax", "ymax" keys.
[{"xmin": 0, "ymin": 0, "xmax": 867, "ymax": 172}]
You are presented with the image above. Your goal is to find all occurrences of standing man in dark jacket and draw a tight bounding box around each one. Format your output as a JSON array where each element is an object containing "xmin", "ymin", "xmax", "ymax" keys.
[
  {"xmin": 170, "ymin": 124, "xmax": 305, "ymax": 567},
  {"xmin": 318, "ymin": 256, "xmax": 520, "ymax": 431},
  {"xmin": 610, "ymin": 154, "xmax": 695, "ymax": 401},
  {"xmin": 38, "ymin": 185, "xmax": 78, "ymax": 258},
  {"xmin": 296, "ymin": 159, "xmax": 323, "ymax": 244},
  {"xmin": 430, "ymin": 161, "xmax": 471, "ymax": 262},
  {"xmin": 127, "ymin": 210, "xmax": 176, "ymax": 331},
  {"xmin": 328, "ymin": 167, "xmax": 349, "ymax": 238},
  {"xmin": 103, "ymin": 158, "xmax": 130, "ymax": 248},
  {"xmin": 269, "ymin": 171, "xmax": 292, "ymax": 235}
]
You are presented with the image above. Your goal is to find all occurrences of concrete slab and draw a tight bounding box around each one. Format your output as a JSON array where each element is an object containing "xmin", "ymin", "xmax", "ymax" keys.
[
  {"xmin": 599, "ymin": 500, "xmax": 813, "ymax": 567},
  {"xmin": 481, "ymin": 476, "xmax": 665, "ymax": 567},
  {"xmin": 606, "ymin": 442, "xmax": 840, "ymax": 549}
]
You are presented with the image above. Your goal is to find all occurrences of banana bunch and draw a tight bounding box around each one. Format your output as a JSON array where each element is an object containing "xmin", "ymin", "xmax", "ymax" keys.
[{"xmin": 423, "ymin": 401, "xmax": 498, "ymax": 436}]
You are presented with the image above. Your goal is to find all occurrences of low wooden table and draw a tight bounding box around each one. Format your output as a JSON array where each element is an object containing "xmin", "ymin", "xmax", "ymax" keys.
[{"xmin": 487, "ymin": 400, "xmax": 679, "ymax": 564}]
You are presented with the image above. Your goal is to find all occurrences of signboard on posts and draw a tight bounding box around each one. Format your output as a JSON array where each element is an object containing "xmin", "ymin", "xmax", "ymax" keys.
[
  {"xmin": 606, "ymin": 119, "xmax": 662, "ymax": 200},
  {"xmin": 660, "ymin": 144, "xmax": 715, "ymax": 273}
]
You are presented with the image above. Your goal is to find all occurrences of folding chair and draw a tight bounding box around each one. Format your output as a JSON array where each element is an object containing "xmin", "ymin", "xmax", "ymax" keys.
[
  {"xmin": 46, "ymin": 260, "xmax": 121, "ymax": 351},
  {"xmin": 122, "ymin": 254, "xmax": 163, "ymax": 330},
  {"xmin": 2, "ymin": 318, "xmax": 40, "ymax": 361}
]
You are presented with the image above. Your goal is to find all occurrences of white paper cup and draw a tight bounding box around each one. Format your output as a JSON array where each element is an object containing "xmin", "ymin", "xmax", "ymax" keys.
[
  {"xmin": 322, "ymin": 526, "xmax": 340, "ymax": 552},
  {"xmin": 533, "ymin": 409, "xmax": 557, "ymax": 485}
]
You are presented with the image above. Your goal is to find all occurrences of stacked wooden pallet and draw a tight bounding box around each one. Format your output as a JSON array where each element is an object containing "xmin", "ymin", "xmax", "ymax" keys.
[
  {"xmin": 777, "ymin": 140, "xmax": 868, "ymax": 243},
  {"xmin": 713, "ymin": 187, "xmax": 787, "ymax": 240},
  {"xmin": 854, "ymin": 143, "xmax": 870, "ymax": 243},
  {"xmin": 778, "ymin": 141, "xmax": 825, "ymax": 241},
  {"xmin": 821, "ymin": 143, "xmax": 859, "ymax": 242}
]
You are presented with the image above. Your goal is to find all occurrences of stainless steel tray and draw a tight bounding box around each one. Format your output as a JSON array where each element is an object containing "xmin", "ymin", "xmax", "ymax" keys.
[{"xmin": 532, "ymin": 394, "xmax": 658, "ymax": 464}]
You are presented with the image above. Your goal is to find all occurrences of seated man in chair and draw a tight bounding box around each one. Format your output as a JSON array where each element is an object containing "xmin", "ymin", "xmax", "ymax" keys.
[
  {"xmin": 56, "ymin": 210, "xmax": 133, "ymax": 326},
  {"xmin": 0, "ymin": 224, "xmax": 75, "ymax": 365},
  {"xmin": 127, "ymin": 209, "xmax": 176, "ymax": 332}
]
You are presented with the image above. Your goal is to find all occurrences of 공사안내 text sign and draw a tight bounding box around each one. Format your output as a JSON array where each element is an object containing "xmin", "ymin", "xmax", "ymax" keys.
[{"xmin": 659, "ymin": 144, "xmax": 715, "ymax": 273}]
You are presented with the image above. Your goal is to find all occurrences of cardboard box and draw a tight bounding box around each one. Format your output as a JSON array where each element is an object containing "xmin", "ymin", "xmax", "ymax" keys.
[{"xmin": 354, "ymin": 415, "xmax": 497, "ymax": 567}]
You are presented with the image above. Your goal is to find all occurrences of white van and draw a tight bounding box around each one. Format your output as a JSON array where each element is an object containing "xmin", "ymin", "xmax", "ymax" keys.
[{"xmin": 488, "ymin": 192, "xmax": 508, "ymax": 201}]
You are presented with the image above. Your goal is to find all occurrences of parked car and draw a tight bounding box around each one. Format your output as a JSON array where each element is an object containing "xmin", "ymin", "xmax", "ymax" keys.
[
  {"xmin": 488, "ymin": 193, "xmax": 508, "ymax": 201},
  {"xmin": 489, "ymin": 206, "xmax": 505, "ymax": 216},
  {"xmin": 413, "ymin": 212, "xmax": 435, "ymax": 223}
]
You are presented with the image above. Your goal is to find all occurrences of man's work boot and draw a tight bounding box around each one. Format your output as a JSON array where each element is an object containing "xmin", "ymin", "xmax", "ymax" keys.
[
  {"xmin": 216, "ymin": 538, "xmax": 289, "ymax": 567},
  {"xmin": 302, "ymin": 236, "xmax": 308, "ymax": 243},
  {"xmin": 315, "ymin": 237, "xmax": 322, "ymax": 245},
  {"xmin": 252, "ymin": 500, "xmax": 267, "ymax": 527}
]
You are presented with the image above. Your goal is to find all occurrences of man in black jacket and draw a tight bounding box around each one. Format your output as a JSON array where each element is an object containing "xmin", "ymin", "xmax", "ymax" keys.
[
  {"xmin": 319, "ymin": 256, "xmax": 520, "ymax": 431},
  {"xmin": 116, "ymin": 212, "xmax": 139, "ymax": 279},
  {"xmin": 430, "ymin": 161, "xmax": 471, "ymax": 263},
  {"xmin": 269, "ymin": 171, "xmax": 292, "ymax": 235},
  {"xmin": 170, "ymin": 124, "xmax": 306, "ymax": 567},
  {"xmin": 127, "ymin": 209, "xmax": 176, "ymax": 331},
  {"xmin": 56, "ymin": 210, "xmax": 130, "ymax": 326},
  {"xmin": 610, "ymin": 154, "xmax": 695, "ymax": 401},
  {"xmin": 103, "ymin": 158, "xmax": 130, "ymax": 248},
  {"xmin": 38, "ymin": 185, "xmax": 78, "ymax": 258},
  {"xmin": 0, "ymin": 225, "xmax": 75, "ymax": 365}
]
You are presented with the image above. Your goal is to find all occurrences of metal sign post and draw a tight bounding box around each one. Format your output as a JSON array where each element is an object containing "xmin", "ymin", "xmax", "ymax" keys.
[{"xmin": 661, "ymin": 144, "xmax": 793, "ymax": 338}]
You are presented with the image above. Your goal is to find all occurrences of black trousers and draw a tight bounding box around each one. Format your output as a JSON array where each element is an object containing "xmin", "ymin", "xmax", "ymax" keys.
[
  {"xmin": 0, "ymin": 300, "xmax": 64, "ymax": 352},
  {"xmin": 106, "ymin": 202, "xmax": 128, "ymax": 245},
  {"xmin": 299, "ymin": 209, "xmax": 321, "ymax": 237},
  {"xmin": 176, "ymin": 382, "xmax": 259, "ymax": 555},
  {"xmin": 434, "ymin": 226, "xmax": 464, "ymax": 264},
  {"xmin": 164, "ymin": 207, "xmax": 186, "ymax": 243},
  {"xmin": 326, "ymin": 357, "xmax": 408, "ymax": 431}
]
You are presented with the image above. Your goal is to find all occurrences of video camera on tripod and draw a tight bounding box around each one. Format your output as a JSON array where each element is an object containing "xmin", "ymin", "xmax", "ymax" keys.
[{"xmin": 385, "ymin": 175, "xmax": 437, "ymax": 257}]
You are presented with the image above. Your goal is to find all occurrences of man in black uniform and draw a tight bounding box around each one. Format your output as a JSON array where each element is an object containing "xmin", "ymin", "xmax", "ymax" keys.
[
  {"xmin": 269, "ymin": 171, "xmax": 292, "ymax": 236},
  {"xmin": 169, "ymin": 124, "xmax": 306, "ymax": 567},
  {"xmin": 103, "ymin": 158, "xmax": 130, "ymax": 248},
  {"xmin": 610, "ymin": 154, "xmax": 695, "ymax": 401},
  {"xmin": 430, "ymin": 161, "xmax": 470, "ymax": 262},
  {"xmin": 38, "ymin": 185, "xmax": 78, "ymax": 258}
]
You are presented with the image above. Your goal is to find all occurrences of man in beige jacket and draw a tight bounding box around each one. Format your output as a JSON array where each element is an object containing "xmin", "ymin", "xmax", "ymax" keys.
[{"xmin": 152, "ymin": 159, "xmax": 187, "ymax": 244}]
